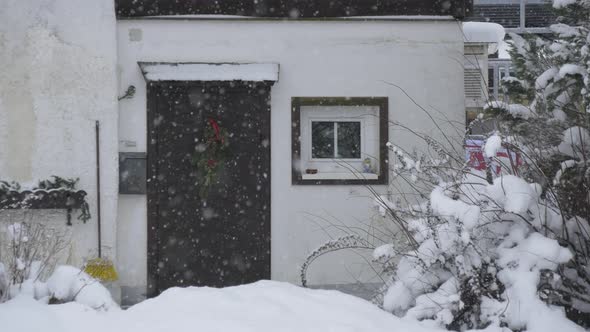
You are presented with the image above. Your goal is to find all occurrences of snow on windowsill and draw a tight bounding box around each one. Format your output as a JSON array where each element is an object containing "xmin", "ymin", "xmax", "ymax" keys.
[
  {"xmin": 139, "ymin": 62, "xmax": 279, "ymax": 82},
  {"xmin": 301, "ymin": 172, "xmax": 378, "ymax": 180}
]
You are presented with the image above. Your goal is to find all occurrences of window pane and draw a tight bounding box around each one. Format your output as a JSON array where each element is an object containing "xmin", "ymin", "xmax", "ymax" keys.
[
  {"xmin": 311, "ymin": 122, "xmax": 335, "ymax": 158},
  {"xmin": 337, "ymin": 122, "xmax": 361, "ymax": 158}
]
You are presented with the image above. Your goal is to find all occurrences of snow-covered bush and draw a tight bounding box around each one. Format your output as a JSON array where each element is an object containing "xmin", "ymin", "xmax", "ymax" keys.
[
  {"xmin": 383, "ymin": 10, "xmax": 589, "ymax": 330},
  {"xmin": 483, "ymin": 0, "xmax": 590, "ymax": 325},
  {"xmin": 306, "ymin": 130, "xmax": 586, "ymax": 332},
  {"xmin": 1, "ymin": 262, "xmax": 116, "ymax": 310},
  {"xmin": 377, "ymin": 1, "xmax": 589, "ymax": 329},
  {"xmin": 0, "ymin": 222, "xmax": 69, "ymax": 301},
  {"xmin": 375, "ymin": 164, "xmax": 585, "ymax": 331},
  {"xmin": 45, "ymin": 265, "xmax": 117, "ymax": 310},
  {"xmin": 342, "ymin": 125, "xmax": 586, "ymax": 331},
  {"xmin": 302, "ymin": 2, "xmax": 588, "ymax": 330},
  {"xmin": 0, "ymin": 222, "xmax": 116, "ymax": 310}
]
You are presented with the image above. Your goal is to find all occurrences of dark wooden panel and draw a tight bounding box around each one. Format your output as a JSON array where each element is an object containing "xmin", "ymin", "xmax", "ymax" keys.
[
  {"xmin": 116, "ymin": 0, "xmax": 473, "ymax": 19},
  {"xmin": 147, "ymin": 81, "xmax": 271, "ymax": 297}
]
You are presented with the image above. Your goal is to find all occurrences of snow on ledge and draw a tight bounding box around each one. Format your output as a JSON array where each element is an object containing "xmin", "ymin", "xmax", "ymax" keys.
[
  {"xmin": 139, "ymin": 62, "xmax": 279, "ymax": 82},
  {"xmin": 301, "ymin": 172, "xmax": 379, "ymax": 180},
  {"xmin": 462, "ymin": 22, "xmax": 506, "ymax": 54}
]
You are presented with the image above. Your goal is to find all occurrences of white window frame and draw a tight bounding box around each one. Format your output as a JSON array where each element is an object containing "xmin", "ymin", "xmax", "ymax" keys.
[{"xmin": 299, "ymin": 105, "xmax": 380, "ymax": 178}]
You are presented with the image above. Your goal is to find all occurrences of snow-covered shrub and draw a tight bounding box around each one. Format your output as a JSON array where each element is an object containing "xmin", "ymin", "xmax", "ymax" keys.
[
  {"xmin": 1, "ymin": 262, "xmax": 116, "ymax": 310},
  {"xmin": 302, "ymin": 136, "xmax": 587, "ymax": 331},
  {"xmin": 483, "ymin": 0, "xmax": 590, "ymax": 325},
  {"xmin": 0, "ymin": 222, "xmax": 69, "ymax": 301},
  {"xmin": 46, "ymin": 265, "xmax": 117, "ymax": 310},
  {"xmin": 302, "ymin": 1, "xmax": 589, "ymax": 329},
  {"xmin": 0, "ymin": 222, "xmax": 115, "ymax": 310},
  {"xmin": 375, "ymin": 163, "xmax": 584, "ymax": 331},
  {"xmin": 362, "ymin": 1, "xmax": 589, "ymax": 328},
  {"xmin": 377, "ymin": 3, "xmax": 590, "ymax": 325},
  {"xmin": 301, "ymin": 116, "xmax": 588, "ymax": 330}
]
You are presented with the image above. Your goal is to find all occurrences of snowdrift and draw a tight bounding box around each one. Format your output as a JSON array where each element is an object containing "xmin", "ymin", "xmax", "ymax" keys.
[{"xmin": 0, "ymin": 280, "xmax": 441, "ymax": 332}]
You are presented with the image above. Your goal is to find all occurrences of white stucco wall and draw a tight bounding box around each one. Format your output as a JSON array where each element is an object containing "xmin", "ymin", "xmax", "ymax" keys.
[
  {"xmin": 0, "ymin": 0, "xmax": 119, "ymax": 283},
  {"xmin": 116, "ymin": 18, "xmax": 465, "ymax": 300}
]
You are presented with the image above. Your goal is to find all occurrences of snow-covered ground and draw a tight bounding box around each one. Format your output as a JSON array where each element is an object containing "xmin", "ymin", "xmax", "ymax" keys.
[{"xmin": 1, "ymin": 280, "xmax": 440, "ymax": 332}]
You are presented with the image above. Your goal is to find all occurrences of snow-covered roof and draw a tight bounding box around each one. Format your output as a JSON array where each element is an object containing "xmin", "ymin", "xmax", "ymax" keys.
[
  {"xmin": 139, "ymin": 63, "xmax": 279, "ymax": 82},
  {"xmin": 462, "ymin": 22, "xmax": 506, "ymax": 54}
]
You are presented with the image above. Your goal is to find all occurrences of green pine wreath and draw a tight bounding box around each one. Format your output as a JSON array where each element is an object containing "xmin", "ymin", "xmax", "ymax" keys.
[{"xmin": 192, "ymin": 118, "xmax": 229, "ymax": 198}]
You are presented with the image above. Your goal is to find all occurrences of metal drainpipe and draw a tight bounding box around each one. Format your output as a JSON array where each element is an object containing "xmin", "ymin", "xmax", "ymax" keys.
[
  {"xmin": 520, "ymin": 0, "xmax": 526, "ymax": 32},
  {"xmin": 493, "ymin": 63, "xmax": 500, "ymax": 100}
]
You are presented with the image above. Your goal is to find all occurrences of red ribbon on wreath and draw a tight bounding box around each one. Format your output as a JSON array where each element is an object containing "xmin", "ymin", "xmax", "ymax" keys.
[{"xmin": 208, "ymin": 118, "xmax": 223, "ymax": 143}]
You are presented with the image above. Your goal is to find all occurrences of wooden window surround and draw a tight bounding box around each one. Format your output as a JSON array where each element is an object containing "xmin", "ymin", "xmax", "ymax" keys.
[{"xmin": 291, "ymin": 97, "xmax": 388, "ymax": 185}]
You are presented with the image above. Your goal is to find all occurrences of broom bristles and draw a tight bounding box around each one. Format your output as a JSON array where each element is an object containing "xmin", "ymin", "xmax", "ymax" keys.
[{"xmin": 84, "ymin": 258, "xmax": 118, "ymax": 282}]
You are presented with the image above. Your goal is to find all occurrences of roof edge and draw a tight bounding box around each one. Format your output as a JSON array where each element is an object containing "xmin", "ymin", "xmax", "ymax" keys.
[
  {"xmin": 115, "ymin": 0, "xmax": 473, "ymax": 20},
  {"xmin": 118, "ymin": 15, "xmax": 458, "ymax": 22}
]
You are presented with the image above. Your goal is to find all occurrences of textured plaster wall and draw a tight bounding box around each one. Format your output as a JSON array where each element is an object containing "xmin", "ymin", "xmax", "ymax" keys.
[{"xmin": 0, "ymin": 0, "xmax": 119, "ymax": 285}]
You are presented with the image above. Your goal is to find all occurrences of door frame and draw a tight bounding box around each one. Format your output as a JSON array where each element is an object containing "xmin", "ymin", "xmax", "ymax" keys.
[{"xmin": 145, "ymin": 80, "xmax": 273, "ymax": 297}]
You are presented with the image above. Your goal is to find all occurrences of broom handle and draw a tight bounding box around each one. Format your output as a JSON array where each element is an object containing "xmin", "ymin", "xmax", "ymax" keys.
[{"xmin": 95, "ymin": 121, "xmax": 102, "ymax": 258}]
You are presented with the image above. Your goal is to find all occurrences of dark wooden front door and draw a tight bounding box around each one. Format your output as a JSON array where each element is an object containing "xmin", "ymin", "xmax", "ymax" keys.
[{"xmin": 146, "ymin": 81, "xmax": 271, "ymax": 297}]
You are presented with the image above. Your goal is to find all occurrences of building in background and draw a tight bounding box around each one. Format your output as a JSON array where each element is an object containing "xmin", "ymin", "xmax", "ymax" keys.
[
  {"xmin": 468, "ymin": 0, "xmax": 557, "ymax": 101},
  {"xmin": 463, "ymin": 21, "xmax": 506, "ymax": 122}
]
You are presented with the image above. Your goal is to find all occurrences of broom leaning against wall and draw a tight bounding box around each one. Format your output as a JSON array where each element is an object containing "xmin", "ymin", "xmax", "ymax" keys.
[{"xmin": 84, "ymin": 121, "xmax": 118, "ymax": 282}]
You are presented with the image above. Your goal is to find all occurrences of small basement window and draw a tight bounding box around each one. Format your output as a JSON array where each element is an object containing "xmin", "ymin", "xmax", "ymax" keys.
[{"xmin": 292, "ymin": 97, "xmax": 388, "ymax": 185}]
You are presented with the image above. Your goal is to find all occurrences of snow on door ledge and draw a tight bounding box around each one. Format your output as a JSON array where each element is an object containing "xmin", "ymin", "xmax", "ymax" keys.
[{"xmin": 138, "ymin": 62, "xmax": 279, "ymax": 82}]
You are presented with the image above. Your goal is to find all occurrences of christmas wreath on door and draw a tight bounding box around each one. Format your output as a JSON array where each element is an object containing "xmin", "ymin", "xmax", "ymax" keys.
[{"xmin": 193, "ymin": 118, "xmax": 229, "ymax": 198}]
